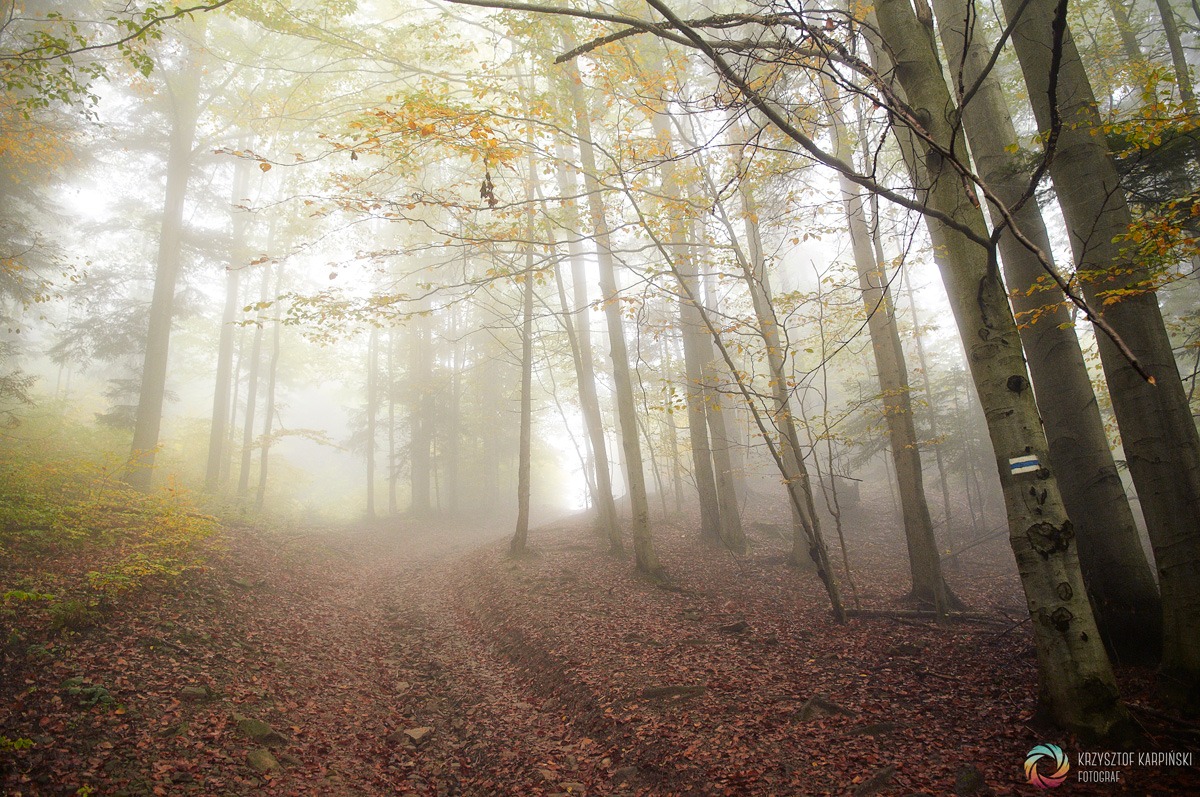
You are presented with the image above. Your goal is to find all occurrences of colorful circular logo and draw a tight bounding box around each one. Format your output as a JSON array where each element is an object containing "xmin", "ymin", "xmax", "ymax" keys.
[{"xmin": 1025, "ymin": 743, "xmax": 1070, "ymax": 789}]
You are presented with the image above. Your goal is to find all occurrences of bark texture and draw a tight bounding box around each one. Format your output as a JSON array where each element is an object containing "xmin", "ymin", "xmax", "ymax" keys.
[
  {"xmin": 874, "ymin": 0, "xmax": 1133, "ymax": 740},
  {"xmin": 1001, "ymin": 0, "xmax": 1200, "ymax": 703},
  {"xmin": 933, "ymin": 0, "xmax": 1161, "ymax": 662}
]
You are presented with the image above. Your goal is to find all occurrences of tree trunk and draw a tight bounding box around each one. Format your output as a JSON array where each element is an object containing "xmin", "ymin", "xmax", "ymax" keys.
[
  {"xmin": 825, "ymin": 76, "xmax": 956, "ymax": 612},
  {"xmin": 552, "ymin": 141, "xmax": 621, "ymax": 551},
  {"xmin": 512, "ymin": 146, "xmax": 538, "ymax": 557},
  {"xmin": 237, "ymin": 264, "xmax": 270, "ymax": 498},
  {"xmin": 128, "ymin": 31, "xmax": 203, "ymax": 489},
  {"xmin": 388, "ymin": 328, "xmax": 398, "ymax": 516},
  {"xmin": 205, "ymin": 155, "xmax": 251, "ymax": 492},
  {"xmin": 255, "ymin": 263, "xmax": 282, "ymax": 510},
  {"xmin": 366, "ymin": 326, "xmax": 378, "ymax": 519},
  {"xmin": 223, "ymin": 323, "xmax": 245, "ymax": 486},
  {"xmin": 873, "ymin": 0, "xmax": 1133, "ymax": 741},
  {"xmin": 1103, "ymin": 0, "xmax": 1145, "ymax": 63},
  {"xmin": 933, "ymin": 0, "xmax": 1162, "ymax": 661},
  {"xmin": 739, "ymin": 177, "xmax": 824, "ymax": 568},
  {"xmin": 410, "ymin": 310, "xmax": 434, "ymax": 514},
  {"xmin": 1001, "ymin": 0, "xmax": 1200, "ymax": 705},
  {"xmin": 701, "ymin": 262, "xmax": 746, "ymax": 553},
  {"xmin": 662, "ymin": 332, "xmax": 686, "ymax": 514},
  {"xmin": 650, "ymin": 109, "xmax": 722, "ymax": 543},
  {"xmin": 566, "ymin": 59, "xmax": 660, "ymax": 576},
  {"xmin": 901, "ymin": 273, "xmax": 954, "ymax": 550},
  {"xmin": 1153, "ymin": 0, "xmax": 1196, "ymax": 111}
]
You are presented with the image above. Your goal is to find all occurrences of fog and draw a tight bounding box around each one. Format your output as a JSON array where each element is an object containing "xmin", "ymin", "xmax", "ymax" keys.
[{"xmin": 3, "ymin": 0, "xmax": 1199, "ymax": 793}]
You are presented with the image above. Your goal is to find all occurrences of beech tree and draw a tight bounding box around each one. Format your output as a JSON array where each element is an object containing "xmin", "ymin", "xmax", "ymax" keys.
[{"xmin": 1001, "ymin": 0, "xmax": 1200, "ymax": 706}]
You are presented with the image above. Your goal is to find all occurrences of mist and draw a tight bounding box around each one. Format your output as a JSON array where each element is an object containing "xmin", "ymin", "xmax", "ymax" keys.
[{"xmin": 2, "ymin": 0, "xmax": 1199, "ymax": 794}]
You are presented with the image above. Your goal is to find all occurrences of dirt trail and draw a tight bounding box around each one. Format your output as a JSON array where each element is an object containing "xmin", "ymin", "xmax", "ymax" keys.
[
  {"xmin": 204, "ymin": 519, "xmax": 609, "ymax": 795},
  {"xmin": 2, "ymin": 518, "xmax": 608, "ymax": 796},
  {"xmin": 5, "ymin": 514, "xmax": 1199, "ymax": 796}
]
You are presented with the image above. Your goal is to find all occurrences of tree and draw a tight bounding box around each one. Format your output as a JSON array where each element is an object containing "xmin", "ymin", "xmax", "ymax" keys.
[
  {"xmin": 932, "ymin": 0, "xmax": 1162, "ymax": 661},
  {"xmin": 564, "ymin": 53, "xmax": 660, "ymax": 576},
  {"xmin": 128, "ymin": 21, "xmax": 205, "ymax": 489},
  {"xmin": 824, "ymin": 76, "xmax": 958, "ymax": 613},
  {"xmin": 1001, "ymin": 0, "xmax": 1200, "ymax": 706},
  {"xmin": 866, "ymin": 0, "xmax": 1130, "ymax": 738}
]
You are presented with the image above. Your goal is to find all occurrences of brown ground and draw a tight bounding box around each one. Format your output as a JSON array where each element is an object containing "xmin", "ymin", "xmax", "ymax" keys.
[{"xmin": 2, "ymin": 506, "xmax": 1197, "ymax": 796}]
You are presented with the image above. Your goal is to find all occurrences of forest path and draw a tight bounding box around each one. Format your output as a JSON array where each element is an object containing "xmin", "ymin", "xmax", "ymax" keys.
[
  {"xmin": 206, "ymin": 517, "xmax": 606, "ymax": 795},
  {"xmin": 6, "ymin": 514, "xmax": 1199, "ymax": 795},
  {"xmin": 1, "ymin": 517, "xmax": 605, "ymax": 796}
]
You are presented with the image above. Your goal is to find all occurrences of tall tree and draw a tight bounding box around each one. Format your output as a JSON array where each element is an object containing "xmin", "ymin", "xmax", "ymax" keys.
[
  {"xmin": 862, "ymin": 0, "xmax": 1133, "ymax": 739},
  {"xmin": 552, "ymin": 142, "xmax": 622, "ymax": 551},
  {"xmin": 204, "ymin": 152, "xmax": 251, "ymax": 491},
  {"xmin": 932, "ymin": 0, "xmax": 1162, "ymax": 660},
  {"xmin": 1001, "ymin": 0, "xmax": 1200, "ymax": 705},
  {"xmin": 512, "ymin": 136, "xmax": 539, "ymax": 556},
  {"xmin": 128, "ymin": 24, "xmax": 204, "ymax": 489},
  {"xmin": 564, "ymin": 52, "xmax": 662, "ymax": 577},
  {"xmin": 824, "ymin": 78, "xmax": 957, "ymax": 612},
  {"xmin": 650, "ymin": 108, "xmax": 722, "ymax": 545}
]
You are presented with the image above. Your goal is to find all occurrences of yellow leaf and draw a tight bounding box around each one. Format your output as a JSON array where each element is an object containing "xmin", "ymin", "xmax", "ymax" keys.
[{"xmin": 259, "ymin": 162, "xmax": 271, "ymax": 172}]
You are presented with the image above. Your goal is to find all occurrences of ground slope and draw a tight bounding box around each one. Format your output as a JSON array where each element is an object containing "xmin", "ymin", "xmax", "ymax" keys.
[{"xmin": 2, "ymin": 513, "xmax": 1197, "ymax": 795}]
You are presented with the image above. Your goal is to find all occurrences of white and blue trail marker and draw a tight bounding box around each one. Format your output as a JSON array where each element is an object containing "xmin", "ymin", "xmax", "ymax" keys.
[{"xmin": 1009, "ymin": 454, "xmax": 1040, "ymax": 476}]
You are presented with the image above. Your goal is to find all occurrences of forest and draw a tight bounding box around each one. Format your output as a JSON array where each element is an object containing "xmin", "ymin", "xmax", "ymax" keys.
[{"xmin": 1, "ymin": 0, "xmax": 1199, "ymax": 794}]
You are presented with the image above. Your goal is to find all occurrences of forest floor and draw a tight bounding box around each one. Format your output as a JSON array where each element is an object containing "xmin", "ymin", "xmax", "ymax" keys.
[{"xmin": 2, "ymin": 502, "xmax": 1199, "ymax": 796}]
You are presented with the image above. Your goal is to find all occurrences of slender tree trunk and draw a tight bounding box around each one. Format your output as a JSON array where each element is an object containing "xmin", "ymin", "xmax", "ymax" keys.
[
  {"xmin": 223, "ymin": 323, "xmax": 245, "ymax": 486},
  {"xmin": 566, "ymin": 58, "xmax": 660, "ymax": 575},
  {"xmin": 128, "ymin": 32, "xmax": 203, "ymax": 489},
  {"xmin": 701, "ymin": 263, "xmax": 746, "ymax": 553},
  {"xmin": 255, "ymin": 264, "xmax": 282, "ymax": 510},
  {"xmin": 205, "ymin": 155, "xmax": 251, "ymax": 492},
  {"xmin": 873, "ymin": 0, "xmax": 1133, "ymax": 740},
  {"xmin": 1103, "ymin": 0, "xmax": 1145, "ymax": 63},
  {"xmin": 388, "ymin": 328, "xmax": 398, "ymax": 516},
  {"xmin": 739, "ymin": 178, "xmax": 824, "ymax": 567},
  {"xmin": 650, "ymin": 110, "xmax": 722, "ymax": 542},
  {"xmin": 410, "ymin": 310, "xmax": 434, "ymax": 515},
  {"xmin": 1154, "ymin": 0, "xmax": 1197, "ymax": 111},
  {"xmin": 237, "ymin": 264, "xmax": 270, "ymax": 498},
  {"xmin": 553, "ymin": 143, "xmax": 621, "ymax": 550},
  {"xmin": 825, "ymin": 76, "xmax": 956, "ymax": 612},
  {"xmin": 934, "ymin": 0, "xmax": 1161, "ymax": 661},
  {"xmin": 445, "ymin": 306, "xmax": 460, "ymax": 515},
  {"xmin": 366, "ymin": 326, "xmax": 378, "ymax": 519},
  {"xmin": 512, "ymin": 144, "xmax": 538, "ymax": 556},
  {"xmin": 901, "ymin": 274, "xmax": 954, "ymax": 548},
  {"xmin": 1002, "ymin": 0, "xmax": 1200, "ymax": 704},
  {"xmin": 678, "ymin": 261, "xmax": 722, "ymax": 542},
  {"xmin": 664, "ymin": 165, "xmax": 844, "ymax": 617},
  {"xmin": 662, "ymin": 332, "xmax": 686, "ymax": 514}
]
